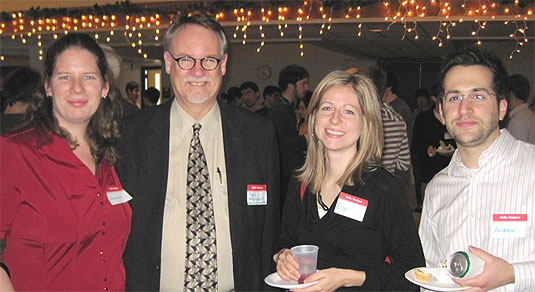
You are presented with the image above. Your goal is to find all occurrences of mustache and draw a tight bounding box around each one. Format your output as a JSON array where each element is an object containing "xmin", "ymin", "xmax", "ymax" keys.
[{"xmin": 185, "ymin": 77, "xmax": 212, "ymax": 82}]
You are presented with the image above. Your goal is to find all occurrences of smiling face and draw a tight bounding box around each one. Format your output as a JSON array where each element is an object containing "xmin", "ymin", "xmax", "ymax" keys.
[
  {"xmin": 314, "ymin": 84, "xmax": 363, "ymax": 159},
  {"xmin": 163, "ymin": 24, "xmax": 227, "ymax": 118},
  {"xmin": 440, "ymin": 65, "xmax": 507, "ymax": 152},
  {"xmin": 45, "ymin": 47, "xmax": 109, "ymax": 130}
]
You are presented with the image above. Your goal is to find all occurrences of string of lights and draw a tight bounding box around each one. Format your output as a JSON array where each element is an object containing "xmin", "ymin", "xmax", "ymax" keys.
[{"xmin": 0, "ymin": 0, "xmax": 533, "ymax": 62}]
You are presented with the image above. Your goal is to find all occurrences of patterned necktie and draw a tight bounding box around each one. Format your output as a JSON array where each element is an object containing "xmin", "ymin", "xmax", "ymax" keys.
[{"xmin": 184, "ymin": 123, "xmax": 217, "ymax": 291}]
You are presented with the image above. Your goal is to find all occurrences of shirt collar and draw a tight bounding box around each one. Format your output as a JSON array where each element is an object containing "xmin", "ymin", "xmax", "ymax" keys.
[
  {"xmin": 448, "ymin": 129, "xmax": 516, "ymax": 176},
  {"xmin": 171, "ymin": 99, "xmax": 220, "ymax": 134}
]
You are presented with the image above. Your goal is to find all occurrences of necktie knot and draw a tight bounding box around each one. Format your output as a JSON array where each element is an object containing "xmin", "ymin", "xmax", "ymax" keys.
[{"xmin": 192, "ymin": 123, "xmax": 202, "ymax": 136}]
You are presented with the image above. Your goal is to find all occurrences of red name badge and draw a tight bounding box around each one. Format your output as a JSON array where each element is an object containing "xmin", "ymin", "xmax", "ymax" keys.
[
  {"xmin": 247, "ymin": 184, "xmax": 267, "ymax": 205},
  {"xmin": 491, "ymin": 214, "xmax": 527, "ymax": 238},
  {"xmin": 334, "ymin": 192, "xmax": 368, "ymax": 222},
  {"xmin": 107, "ymin": 185, "xmax": 133, "ymax": 205}
]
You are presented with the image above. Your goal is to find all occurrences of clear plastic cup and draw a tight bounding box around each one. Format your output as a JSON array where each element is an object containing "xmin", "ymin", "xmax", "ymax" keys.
[{"xmin": 291, "ymin": 245, "xmax": 319, "ymax": 284}]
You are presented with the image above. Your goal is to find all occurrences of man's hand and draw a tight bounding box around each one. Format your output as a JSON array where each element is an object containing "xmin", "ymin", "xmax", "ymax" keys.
[{"xmin": 453, "ymin": 246, "xmax": 515, "ymax": 292}]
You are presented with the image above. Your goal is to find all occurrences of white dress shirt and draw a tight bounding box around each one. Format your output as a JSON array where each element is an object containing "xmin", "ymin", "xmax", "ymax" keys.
[
  {"xmin": 419, "ymin": 130, "xmax": 535, "ymax": 292},
  {"xmin": 160, "ymin": 100, "xmax": 234, "ymax": 291}
]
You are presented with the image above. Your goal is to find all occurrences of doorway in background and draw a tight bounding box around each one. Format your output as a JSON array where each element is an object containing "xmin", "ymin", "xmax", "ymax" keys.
[{"xmin": 141, "ymin": 66, "xmax": 162, "ymax": 107}]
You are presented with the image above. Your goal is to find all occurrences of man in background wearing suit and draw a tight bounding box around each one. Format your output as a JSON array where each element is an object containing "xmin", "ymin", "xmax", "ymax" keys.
[{"xmin": 116, "ymin": 13, "xmax": 280, "ymax": 291}]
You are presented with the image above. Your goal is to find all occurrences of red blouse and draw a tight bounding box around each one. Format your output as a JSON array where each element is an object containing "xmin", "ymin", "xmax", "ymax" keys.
[{"xmin": 1, "ymin": 127, "xmax": 131, "ymax": 291}]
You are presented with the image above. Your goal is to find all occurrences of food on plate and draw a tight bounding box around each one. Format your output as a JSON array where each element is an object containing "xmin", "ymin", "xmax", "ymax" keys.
[
  {"xmin": 437, "ymin": 140, "xmax": 454, "ymax": 152},
  {"xmin": 414, "ymin": 268, "xmax": 433, "ymax": 282}
]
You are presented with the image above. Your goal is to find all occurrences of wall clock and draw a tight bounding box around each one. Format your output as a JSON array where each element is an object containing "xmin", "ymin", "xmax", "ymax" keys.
[{"xmin": 256, "ymin": 64, "xmax": 272, "ymax": 80}]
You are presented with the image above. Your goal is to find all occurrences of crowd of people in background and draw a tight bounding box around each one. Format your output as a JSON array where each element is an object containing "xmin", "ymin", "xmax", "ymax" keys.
[{"xmin": 1, "ymin": 12, "xmax": 534, "ymax": 292}]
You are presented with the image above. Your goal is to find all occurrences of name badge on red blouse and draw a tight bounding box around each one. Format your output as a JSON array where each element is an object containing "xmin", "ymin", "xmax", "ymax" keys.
[
  {"xmin": 334, "ymin": 192, "xmax": 368, "ymax": 222},
  {"xmin": 107, "ymin": 185, "xmax": 133, "ymax": 205}
]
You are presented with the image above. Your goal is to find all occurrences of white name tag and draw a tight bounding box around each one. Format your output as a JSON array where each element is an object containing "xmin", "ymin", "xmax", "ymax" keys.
[
  {"xmin": 334, "ymin": 192, "xmax": 368, "ymax": 222},
  {"xmin": 107, "ymin": 186, "xmax": 133, "ymax": 205},
  {"xmin": 491, "ymin": 214, "xmax": 527, "ymax": 238},
  {"xmin": 247, "ymin": 184, "xmax": 267, "ymax": 205}
]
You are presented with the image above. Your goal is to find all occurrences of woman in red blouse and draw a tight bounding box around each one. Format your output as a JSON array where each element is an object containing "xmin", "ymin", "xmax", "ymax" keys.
[{"xmin": 0, "ymin": 33, "xmax": 131, "ymax": 291}]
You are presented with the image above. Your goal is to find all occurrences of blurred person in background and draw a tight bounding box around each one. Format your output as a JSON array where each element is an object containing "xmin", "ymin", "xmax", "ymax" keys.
[
  {"xmin": 506, "ymin": 73, "xmax": 535, "ymax": 144},
  {"xmin": 143, "ymin": 87, "xmax": 161, "ymax": 108},
  {"xmin": 263, "ymin": 85, "xmax": 282, "ymax": 110},
  {"xmin": 1, "ymin": 66, "xmax": 42, "ymax": 134}
]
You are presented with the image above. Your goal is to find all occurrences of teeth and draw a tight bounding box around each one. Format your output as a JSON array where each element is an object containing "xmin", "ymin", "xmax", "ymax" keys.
[
  {"xmin": 326, "ymin": 129, "xmax": 344, "ymax": 135},
  {"xmin": 190, "ymin": 82, "xmax": 205, "ymax": 86}
]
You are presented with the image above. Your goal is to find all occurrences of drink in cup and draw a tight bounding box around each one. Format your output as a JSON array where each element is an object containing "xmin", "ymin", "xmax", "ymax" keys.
[{"xmin": 291, "ymin": 245, "xmax": 319, "ymax": 284}]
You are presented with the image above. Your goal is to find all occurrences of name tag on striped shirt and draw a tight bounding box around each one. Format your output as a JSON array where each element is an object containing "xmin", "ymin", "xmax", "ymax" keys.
[{"xmin": 491, "ymin": 214, "xmax": 527, "ymax": 238}]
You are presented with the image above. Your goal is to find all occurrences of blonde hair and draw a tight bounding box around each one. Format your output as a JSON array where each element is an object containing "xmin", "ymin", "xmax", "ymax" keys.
[{"xmin": 298, "ymin": 70, "xmax": 383, "ymax": 193}]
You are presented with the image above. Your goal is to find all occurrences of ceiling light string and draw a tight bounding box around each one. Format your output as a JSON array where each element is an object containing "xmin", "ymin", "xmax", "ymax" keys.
[
  {"xmin": 507, "ymin": 1, "xmax": 530, "ymax": 58},
  {"xmin": 257, "ymin": 5, "xmax": 266, "ymax": 53},
  {"xmin": 277, "ymin": 6, "xmax": 288, "ymax": 37},
  {"xmin": 319, "ymin": 4, "xmax": 326, "ymax": 35},
  {"xmin": 298, "ymin": 4, "xmax": 304, "ymax": 56},
  {"xmin": 327, "ymin": 6, "xmax": 333, "ymax": 31},
  {"xmin": 508, "ymin": 19, "xmax": 529, "ymax": 59}
]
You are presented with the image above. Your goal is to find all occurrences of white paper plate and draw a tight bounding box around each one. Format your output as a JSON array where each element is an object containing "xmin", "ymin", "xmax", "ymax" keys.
[
  {"xmin": 405, "ymin": 267, "xmax": 471, "ymax": 291},
  {"xmin": 437, "ymin": 146, "xmax": 455, "ymax": 155},
  {"xmin": 264, "ymin": 272, "xmax": 318, "ymax": 289}
]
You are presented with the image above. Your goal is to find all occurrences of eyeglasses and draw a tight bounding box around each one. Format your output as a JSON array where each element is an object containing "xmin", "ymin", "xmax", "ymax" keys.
[
  {"xmin": 443, "ymin": 91, "xmax": 496, "ymax": 105},
  {"xmin": 173, "ymin": 55, "xmax": 221, "ymax": 71}
]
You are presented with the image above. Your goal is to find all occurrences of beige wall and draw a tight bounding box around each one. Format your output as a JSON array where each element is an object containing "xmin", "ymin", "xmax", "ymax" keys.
[{"xmin": 222, "ymin": 42, "xmax": 375, "ymax": 96}]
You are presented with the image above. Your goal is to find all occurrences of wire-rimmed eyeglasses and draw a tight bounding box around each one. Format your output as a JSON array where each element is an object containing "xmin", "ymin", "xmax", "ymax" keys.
[
  {"xmin": 173, "ymin": 56, "xmax": 221, "ymax": 71},
  {"xmin": 442, "ymin": 90, "xmax": 496, "ymax": 105}
]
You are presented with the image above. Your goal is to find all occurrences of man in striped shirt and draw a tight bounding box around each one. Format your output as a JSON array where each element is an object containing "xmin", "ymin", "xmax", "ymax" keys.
[
  {"xmin": 419, "ymin": 46, "xmax": 535, "ymax": 292},
  {"xmin": 359, "ymin": 65, "xmax": 411, "ymax": 186}
]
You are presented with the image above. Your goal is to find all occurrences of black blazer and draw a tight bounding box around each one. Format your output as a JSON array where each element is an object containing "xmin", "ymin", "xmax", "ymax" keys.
[{"xmin": 116, "ymin": 99, "xmax": 280, "ymax": 291}]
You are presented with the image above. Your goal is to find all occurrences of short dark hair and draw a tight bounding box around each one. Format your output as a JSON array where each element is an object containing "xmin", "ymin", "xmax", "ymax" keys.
[
  {"xmin": 278, "ymin": 65, "xmax": 309, "ymax": 92},
  {"xmin": 509, "ymin": 74, "xmax": 530, "ymax": 101},
  {"xmin": 358, "ymin": 65, "xmax": 386, "ymax": 101},
  {"xmin": 221, "ymin": 86, "xmax": 241, "ymax": 104},
  {"xmin": 1, "ymin": 66, "xmax": 42, "ymax": 112},
  {"xmin": 126, "ymin": 81, "xmax": 139, "ymax": 93},
  {"xmin": 144, "ymin": 87, "xmax": 160, "ymax": 103},
  {"xmin": 414, "ymin": 88, "xmax": 430, "ymax": 100},
  {"xmin": 263, "ymin": 85, "xmax": 280, "ymax": 99},
  {"xmin": 240, "ymin": 81, "xmax": 259, "ymax": 93},
  {"xmin": 164, "ymin": 13, "xmax": 228, "ymax": 56},
  {"xmin": 437, "ymin": 46, "xmax": 509, "ymax": 103}
]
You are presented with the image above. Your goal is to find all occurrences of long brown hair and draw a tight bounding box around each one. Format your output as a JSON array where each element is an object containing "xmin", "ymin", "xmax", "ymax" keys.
[{"xmin": 29, "ymin": 33, "xmax": 121, "ymax": 163}]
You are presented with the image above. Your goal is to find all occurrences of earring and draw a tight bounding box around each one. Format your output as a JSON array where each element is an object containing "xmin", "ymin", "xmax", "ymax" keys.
[{"xmin": 102, "ymin": 95, "xmax": 107, "ymax": 99}]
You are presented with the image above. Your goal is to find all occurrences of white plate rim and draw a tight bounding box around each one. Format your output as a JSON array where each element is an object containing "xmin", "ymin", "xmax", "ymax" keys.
[
  {"xmin": 264, "ymin": 272, "xmax": 318, "ymax": 289},
  {"xmin": 405, "ymin": 267, "xmax": 471, "ymax": 291}
]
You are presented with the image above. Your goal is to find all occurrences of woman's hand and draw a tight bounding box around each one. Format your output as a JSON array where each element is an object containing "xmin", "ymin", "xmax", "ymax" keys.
[
  {"xmin": 274, "ymin": 248, "xmax": 300, "ymax": 281},
  {"xmin": 290, "ymin": 268, "xmax": 366, "ymax": 292}
]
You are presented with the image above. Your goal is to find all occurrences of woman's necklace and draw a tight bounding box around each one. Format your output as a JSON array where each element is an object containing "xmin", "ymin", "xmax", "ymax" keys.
[{"xmin": 317, "ymin": 192, "xmax": 330, "ymax": 211}]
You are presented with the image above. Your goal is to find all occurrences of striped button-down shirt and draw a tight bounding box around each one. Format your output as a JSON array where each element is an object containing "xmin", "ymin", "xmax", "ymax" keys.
[
  {"xmin": 419, "ymin": 130, "xmax": 535, "ymax": 292},
  {"xmin": 380, "ymin": 103, "xmax": 411, "ymax": 174}
]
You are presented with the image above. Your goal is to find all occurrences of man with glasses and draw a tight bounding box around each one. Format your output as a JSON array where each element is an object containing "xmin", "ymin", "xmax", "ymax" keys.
[
  {"xmin": 419, "ymin": 46, "xmax": 535, "ymax": 291},
  {"xmin": 116, "ymin": 13, "xmax": 280, "ymax": 291}
]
